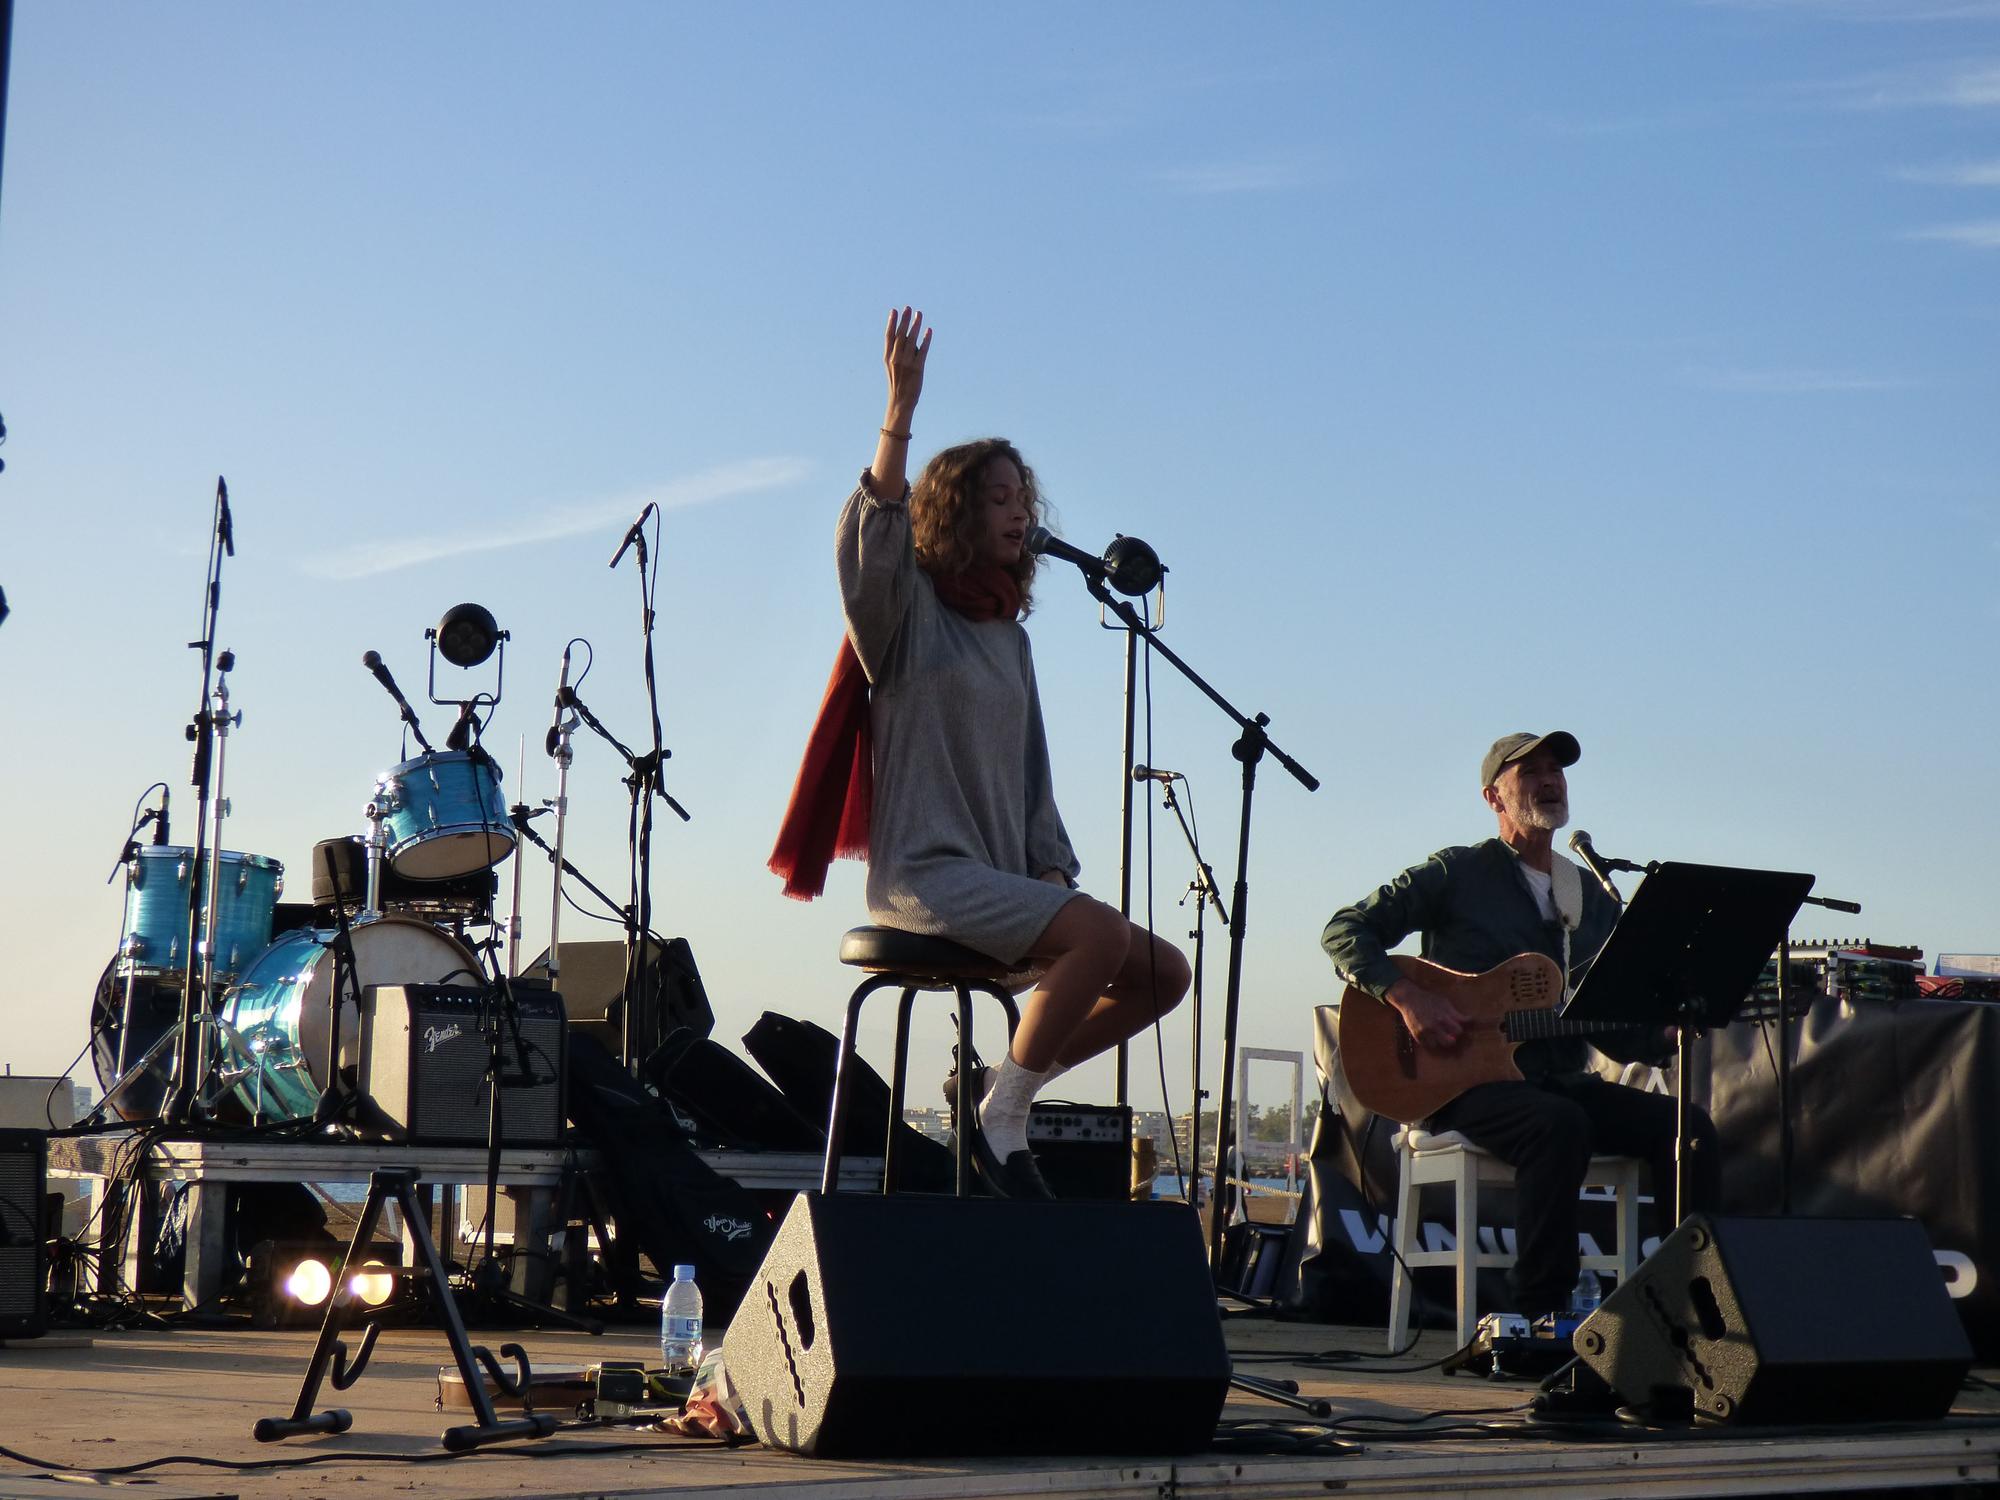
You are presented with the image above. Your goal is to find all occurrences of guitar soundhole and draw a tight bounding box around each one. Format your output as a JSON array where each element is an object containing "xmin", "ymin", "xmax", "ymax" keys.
[{"xmin": 1510, "ymin": 968, "xmax": 1553, "ymax": 1005}]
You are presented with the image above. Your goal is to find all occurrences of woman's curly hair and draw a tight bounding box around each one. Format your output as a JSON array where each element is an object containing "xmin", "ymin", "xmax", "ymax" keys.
[{"xmin": 909, "ymin": 437, "xmax": 1043, "ymax": 615}]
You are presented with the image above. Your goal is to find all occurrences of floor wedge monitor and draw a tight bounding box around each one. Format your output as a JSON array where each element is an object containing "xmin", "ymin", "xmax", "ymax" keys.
[
  {"xmin": 1575, "ymin": 1213, "xmax": 1971, "ymax": 1424},
  {"xmin": 724, "ymin": 1192, "xmax": 1229, "ymax": 1457}
]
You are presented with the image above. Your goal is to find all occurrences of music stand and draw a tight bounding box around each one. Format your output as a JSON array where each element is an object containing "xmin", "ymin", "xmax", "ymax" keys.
[{"xmin": 1562, "ymin": 861, "xmax": 1813, "ymax": 1223}]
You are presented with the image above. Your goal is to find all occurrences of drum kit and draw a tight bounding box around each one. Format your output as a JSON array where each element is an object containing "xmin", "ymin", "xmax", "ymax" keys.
[
  {"xmin": 88, "ymin": 482, "xmax": 679, "ymax": 1136},
  {"xmin": 95, "ymin": 731, "xmax": 514, "ymax": 1128}
]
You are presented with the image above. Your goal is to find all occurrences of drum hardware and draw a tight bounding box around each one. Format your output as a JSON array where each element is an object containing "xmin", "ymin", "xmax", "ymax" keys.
[
  {"xmin": 542, "ymin": 640, "xmax": 585, "ymax": 988},
  {"xmin": 309, "ymin": 835, "xmax": 495, "ymax": 926}
]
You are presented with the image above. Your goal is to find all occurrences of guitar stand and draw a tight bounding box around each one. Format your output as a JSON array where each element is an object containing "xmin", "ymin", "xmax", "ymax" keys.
[{"xmin": 253, "ymin": 1167, "xmax": 558, "ymax": 1452}]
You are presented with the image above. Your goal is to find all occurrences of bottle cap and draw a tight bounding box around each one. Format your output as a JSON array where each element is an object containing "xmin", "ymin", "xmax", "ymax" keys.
[{"xmin": 673, "ymin": 1264, "xmax": 696, "ymax": 1280}]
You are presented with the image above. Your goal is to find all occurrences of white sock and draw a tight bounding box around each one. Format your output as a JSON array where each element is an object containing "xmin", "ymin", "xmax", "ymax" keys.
[{"xmin": 977, "ymin": 1053, "xmax": 1052, "ymax": 1158}]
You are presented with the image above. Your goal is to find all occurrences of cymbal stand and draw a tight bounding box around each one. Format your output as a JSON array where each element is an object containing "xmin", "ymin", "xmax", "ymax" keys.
[{"xmin": 165, "ymin": 476, "xmax": 235, "ymax": 1123}]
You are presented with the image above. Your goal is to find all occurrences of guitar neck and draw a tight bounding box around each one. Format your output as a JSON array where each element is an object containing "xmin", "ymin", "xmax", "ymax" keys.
[{"xmin": 1502, "ymin": 1007, "xmax": 1641, "ymax": 1042}]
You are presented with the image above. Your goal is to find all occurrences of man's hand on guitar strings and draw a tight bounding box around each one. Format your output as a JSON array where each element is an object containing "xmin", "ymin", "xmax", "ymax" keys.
[{"xmin": 1387, "ymin": 979, "xmax": 1469, "ymax": 1052}]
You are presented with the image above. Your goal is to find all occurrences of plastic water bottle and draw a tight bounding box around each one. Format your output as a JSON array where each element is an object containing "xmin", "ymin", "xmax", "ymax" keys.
[
  {"xmin": 661, "ymin": 1264, "xmax": 704, "ymax": 1373},
  {"xmin": 1569, "ymin": 1268, "xmax": 1602, "ymax": 1319}
]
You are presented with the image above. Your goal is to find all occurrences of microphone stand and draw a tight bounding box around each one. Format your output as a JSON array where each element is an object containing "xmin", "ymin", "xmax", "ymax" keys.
[
  {"xmin": 1067, "ymin": 575, "xmax": 1318, "ymax": 1271},
  {"xmin": 1774, "ymin": 889, "xmax": 1859, "ymax": 1214},
  {"xmin": 165, "ymin": 478, "xmax": 234, "ymax": 1124},
  {"xmin": 1148, "ymin": 775, "xmax": 1229, "ymax": 1197},
  {"xmin": 562, "ymin": 684, "xmax": 688, "ymax": 1073}
]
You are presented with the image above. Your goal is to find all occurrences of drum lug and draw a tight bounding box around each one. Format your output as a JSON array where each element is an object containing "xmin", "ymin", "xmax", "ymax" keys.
[{"xmin": 176, "ymin": 857, "xmax": 191, "ymax": 883}]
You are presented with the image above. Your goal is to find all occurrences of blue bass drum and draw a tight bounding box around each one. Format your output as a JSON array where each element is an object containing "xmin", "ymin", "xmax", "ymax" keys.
[
  {"xmin": 217, "ymin": 916, "xmax": 477, "ymax": 1122},
  {"xmin": 373, "ymin": 751, "xmax": 515, "ymax": 880},
  {"xmin": 119, "ymin": 846, "xmax": 284, "ymax": 982}
]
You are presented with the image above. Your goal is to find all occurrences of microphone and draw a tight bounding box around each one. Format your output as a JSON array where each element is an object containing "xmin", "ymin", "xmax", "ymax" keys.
[
  {"xmin": 544, "ymin": 643, "xmax": 573, "ymax": 757},
  {"xmin": 608, "ymin": 501, "xmax": 657, "ymax": 569},
  {"xmin": 1567, "ymin": 830, "xmax": 1625, "ymax": 905},
  {"xmin": 217, "ymin": 477, "xmax": 235, "ymax": 557},
  {"xmin": 361, "ymin": 650, "xmax": 434, "ymax": 753},
  {"xmin": 1132, "ymin": 764, "xmax": 1183, "ymax": 783},
  {"xmin": 154, "ymin": 788, "xmax": 171, "ymax": 846},
  {"xmin": 1025, "ymin": 526, "xmax": 1164, "ymax": 597}
]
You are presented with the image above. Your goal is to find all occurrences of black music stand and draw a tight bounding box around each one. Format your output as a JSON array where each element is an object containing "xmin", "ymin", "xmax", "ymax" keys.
[{"xmin": 1561, "ymin": 861, "xmax": 1813, "ymax": 1223}]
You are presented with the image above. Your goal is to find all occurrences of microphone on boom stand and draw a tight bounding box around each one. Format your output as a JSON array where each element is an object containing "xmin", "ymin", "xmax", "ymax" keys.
[
  {"xmin": 608, "ymin": 502, "xmax": 657, "ymax": 570},
  {"xmin": 1568, "ymin": 829, "xmax": 1647, "ymax": 906},
  {"xmin": 1026, "ymin": 526, "xmax": 1166, "ymax": 597},
  {"xmin": 545, "ymin": 645, "xmax": 573, "ymax": 757},
  {"xmin": 1132, "ymin": 764, "xmax": 1184, "ymax": 784},
  {"xmin": 361, "ymin": 650, "xmax": 435, "ymax": 753}
]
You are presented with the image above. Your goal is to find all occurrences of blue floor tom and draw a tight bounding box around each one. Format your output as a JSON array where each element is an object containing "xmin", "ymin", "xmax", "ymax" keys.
[{"xmin": 373, "ymin": 751, "xmax": 514, "ymax": 880}]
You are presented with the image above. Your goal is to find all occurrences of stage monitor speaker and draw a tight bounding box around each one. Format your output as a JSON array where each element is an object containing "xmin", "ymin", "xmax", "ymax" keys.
[
  {"xmin": 724, "ymin": 1192, "xmax": 1228, "ymax": 1457},
  {"xmin": 0, "ymin": 1130, "xmax": 48, "ymax": 1340},
  {"xmin": 523, "ymin": 936, "xmax": 713, "ymax": 1052},
  {"xmin": 361, "ymin": 984, "xmax": 567, "ymax": 1146},
  {"xmin": 1575, "ymin": 1213, "xmax": 1971, "ymax": 1424}
]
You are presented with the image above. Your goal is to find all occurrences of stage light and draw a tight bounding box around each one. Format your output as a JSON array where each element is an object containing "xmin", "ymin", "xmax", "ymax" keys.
[
  {"xmin": 432, "ymin": 603, "xmax": 503, "ymax": 668},
  {"xmin": 348, "ymin": 1260, "xmax": 395, "ymax": 1308},
  {"xmin": 285, "ymin": 1256, "xmax": 333, "ymax": 1307}
]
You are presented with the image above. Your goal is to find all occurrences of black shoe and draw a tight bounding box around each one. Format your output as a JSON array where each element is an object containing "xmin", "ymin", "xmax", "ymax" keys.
[
  {"xmin": 962, "ymin": 1110, "xmax": 1055, "ymax": 1200},
  {"xmin": 940, "ymin": 1064, "xmax": 992, "ymax": 1119}
]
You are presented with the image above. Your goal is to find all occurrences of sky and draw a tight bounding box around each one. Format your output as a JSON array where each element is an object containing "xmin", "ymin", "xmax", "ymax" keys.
[{"xmin": 1, "ymin": 1, "xmax": 1996, "ymax": 1131}]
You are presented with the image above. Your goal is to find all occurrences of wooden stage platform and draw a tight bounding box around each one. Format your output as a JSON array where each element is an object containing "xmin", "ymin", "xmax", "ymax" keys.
[{"xmin": 2, "ymin": 1315, "xmax": 1995, "ymax": 1499}]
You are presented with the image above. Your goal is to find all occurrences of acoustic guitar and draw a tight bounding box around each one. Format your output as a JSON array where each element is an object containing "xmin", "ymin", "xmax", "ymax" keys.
[{"xmin": 1335, "ymin": 953, "xmax": 1642, "ymax": 1124}]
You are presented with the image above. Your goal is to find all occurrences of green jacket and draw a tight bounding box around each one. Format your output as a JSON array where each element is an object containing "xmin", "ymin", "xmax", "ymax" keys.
[{"xmin": 1320, "ymin": 837, "xmax": 1629, "ymax": 1079}]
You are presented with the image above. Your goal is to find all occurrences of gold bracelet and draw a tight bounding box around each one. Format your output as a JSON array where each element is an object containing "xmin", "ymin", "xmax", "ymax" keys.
[{"xmin": 880, "ymin": 426, "xmax": 911, "ymax": 441}]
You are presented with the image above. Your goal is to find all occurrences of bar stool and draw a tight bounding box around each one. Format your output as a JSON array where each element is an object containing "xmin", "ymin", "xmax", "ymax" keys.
[
  {"xmin": 1385, "ymin": 1126, "xmax": 1643, "ymax": 1351},
  {"xmin": 820, "ymin": 927, "xmax": 1021, "ymax": 1197}
]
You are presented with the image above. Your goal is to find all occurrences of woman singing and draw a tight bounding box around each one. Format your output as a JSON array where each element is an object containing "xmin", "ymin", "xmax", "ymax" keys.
[{"xmin": 771, "ymin": 307, "xmax": 1190, "ymax": 1197}]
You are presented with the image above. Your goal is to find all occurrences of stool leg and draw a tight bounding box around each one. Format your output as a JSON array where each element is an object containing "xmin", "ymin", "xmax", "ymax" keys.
[
  {"xmin": 952, "ymin": 985, "xmax": 980, "ymax": 1196},
  {"xmin": 822, "ymin": 974, "xmax": 891, "ymax": 1196},
  {"xmin": 1454, "ymin": 1157, "xmax": 1479, "ymax": 1350},
  {"xmin": 884, "ymin": 986, "xmax": 920, "ymax": 1195},
  {"xmin": 1387, "ymin": 1148, "xmax": 1417, "ymax": 1354}
]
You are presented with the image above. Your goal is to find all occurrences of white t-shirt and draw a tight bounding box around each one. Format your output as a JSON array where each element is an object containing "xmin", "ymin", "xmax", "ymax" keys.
[{"xmin": 1520, "ymin": 863, "xmax": 1555, "ymax": 921}]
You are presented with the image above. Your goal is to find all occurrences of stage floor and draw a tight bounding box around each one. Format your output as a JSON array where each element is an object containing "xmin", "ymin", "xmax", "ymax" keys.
[{"xmin": 1, "ymin": 1315, "xmax": 1996, "ymax": 1500}]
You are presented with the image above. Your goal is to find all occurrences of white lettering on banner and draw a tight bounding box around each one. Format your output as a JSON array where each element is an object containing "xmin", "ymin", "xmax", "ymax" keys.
[
  {"xmin": 1339, "ymin": 1210, "xmax": 1390, "ymax": 1254},
  {"xmin": 1938, "ymin": 1250, "xmax": 1976, "ymax": 1298}
]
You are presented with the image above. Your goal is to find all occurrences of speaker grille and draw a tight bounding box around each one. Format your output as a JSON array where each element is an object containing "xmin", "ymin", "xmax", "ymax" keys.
[
  {"xmin": 365, "ymin": 986, "xmax": 566, "ymax": 1146},
  {"xmin": 0, "ymin": 1131, "xmax": 47, "ymax": 1338}
]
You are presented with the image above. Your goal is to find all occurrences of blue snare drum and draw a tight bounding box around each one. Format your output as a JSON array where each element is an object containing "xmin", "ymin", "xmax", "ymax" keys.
[
  {"xmin": 218, "ymin": 916, "xmax": 477, "ymax": 1122},
  {"xmin": 373, "ymin": 751, "xmax": 515, "ymax": 880},
  {"xmin": 119, "ymin": 846, "xmax": 283, "ymax": 982}
]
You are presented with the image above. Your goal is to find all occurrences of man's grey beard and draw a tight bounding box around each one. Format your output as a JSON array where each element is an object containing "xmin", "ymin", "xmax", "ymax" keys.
[{"xmin": 1504, "ymin": 789, "xmax": 1569, "ymax": 832}]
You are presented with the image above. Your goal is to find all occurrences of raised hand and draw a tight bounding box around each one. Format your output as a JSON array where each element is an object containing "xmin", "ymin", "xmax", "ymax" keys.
[
  {"xmin": 866, "ymin": 306, "xmax": 932, "ymax": 499},
  {"xmin": 883, "ymin": 306, "xmax": 932, "ymax": 425}
]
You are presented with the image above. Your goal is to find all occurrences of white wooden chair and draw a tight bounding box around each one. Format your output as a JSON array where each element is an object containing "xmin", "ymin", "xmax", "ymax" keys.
[{"xmin": 1386, "ymin": 1127, "xmax": 1643, "ymax": 1351}]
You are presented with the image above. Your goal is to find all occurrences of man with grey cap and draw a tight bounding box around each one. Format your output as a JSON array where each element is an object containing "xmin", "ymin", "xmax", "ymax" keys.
[{"xmin": 1322, "ymin": 731, "xmax": 1717, "ymax": 1321}]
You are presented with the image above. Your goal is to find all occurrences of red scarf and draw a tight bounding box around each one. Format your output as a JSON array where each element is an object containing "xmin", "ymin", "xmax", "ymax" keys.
[{"xmin": 768, "ymin": 564, "xmax": 1022, "ymax": 900}]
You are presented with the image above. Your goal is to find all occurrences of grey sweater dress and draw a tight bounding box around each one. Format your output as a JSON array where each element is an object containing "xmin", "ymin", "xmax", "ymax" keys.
[{"xmin": 837, "ymin": 484, "xmax": 1081, "ymax": 964}]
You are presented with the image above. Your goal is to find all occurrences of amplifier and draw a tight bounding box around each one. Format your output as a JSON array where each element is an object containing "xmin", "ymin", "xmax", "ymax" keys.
[
  {"xmin": 0, "ymin": 1130, "xmax": 47, "ymax": 1340},
  {"xmin": 361, "ymin": 984, "xmax": 567, "ymax": 1147},
  {"xmin": 1029, "ymin": 1101, "xmax": 1131, "ymax": 1201}
]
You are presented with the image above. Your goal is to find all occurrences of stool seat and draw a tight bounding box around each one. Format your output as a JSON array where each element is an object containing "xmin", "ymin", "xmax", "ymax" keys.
[{"xmin": 839, "ymin": 926, "xmax": 1009, "ymax": 978}]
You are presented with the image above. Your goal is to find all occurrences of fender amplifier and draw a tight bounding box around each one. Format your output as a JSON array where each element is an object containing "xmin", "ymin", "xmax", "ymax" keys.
[
  {"xmin": 361, "ymin": 984, "xmax": 567, "ymax": 1146},
  {"xmin": 0, "ymin": 1130, "xmax": 47, "ymax": 1340}
]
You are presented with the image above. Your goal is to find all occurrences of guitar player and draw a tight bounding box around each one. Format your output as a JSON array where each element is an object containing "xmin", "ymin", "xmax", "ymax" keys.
[{"xmin": 1320, "ymin": 730, "xmax": 1719, "ymax": 1323}]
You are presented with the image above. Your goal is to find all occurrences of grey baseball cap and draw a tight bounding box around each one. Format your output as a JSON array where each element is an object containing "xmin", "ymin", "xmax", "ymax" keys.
[{"xmin": 1481, "ymin": 730, "xmax": 1580, "ymax": 788}]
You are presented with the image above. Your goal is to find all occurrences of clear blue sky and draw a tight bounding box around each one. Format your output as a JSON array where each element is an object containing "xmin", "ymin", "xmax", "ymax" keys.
[{"xmin": 3, "ymin": 2, "xmax": 1995, "ymax": 1122}]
